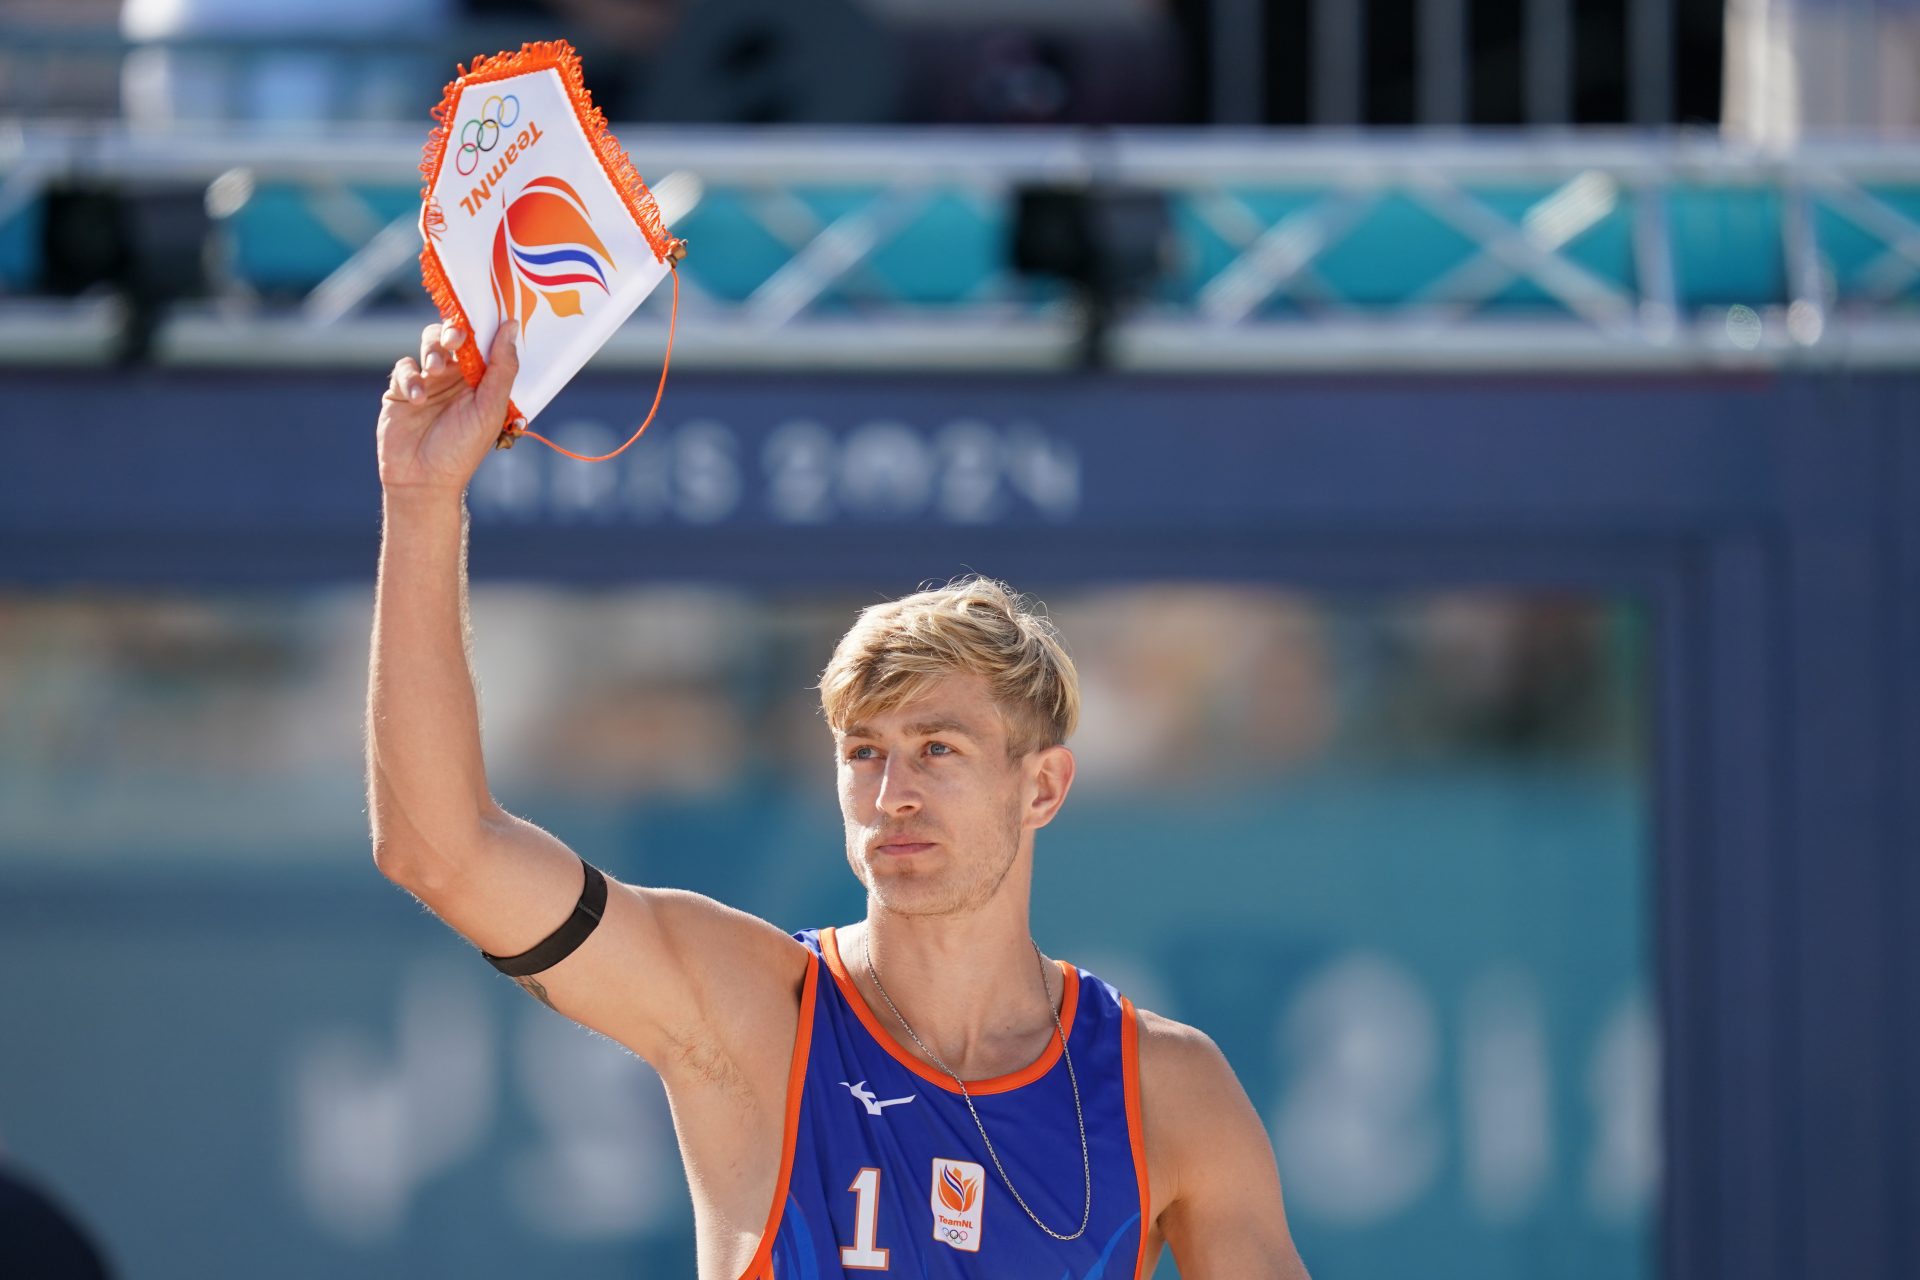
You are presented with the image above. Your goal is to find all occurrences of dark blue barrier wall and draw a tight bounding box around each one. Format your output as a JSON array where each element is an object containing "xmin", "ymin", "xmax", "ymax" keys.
[{"xmin": 5, "ymin": 368, "xmax": 1916, "ymax": 1280}]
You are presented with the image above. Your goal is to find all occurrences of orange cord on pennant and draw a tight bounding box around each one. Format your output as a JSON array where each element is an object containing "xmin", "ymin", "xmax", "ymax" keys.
[{"xmin": 498, "ymin": 259, "xmax": 681, "ymax": 462}]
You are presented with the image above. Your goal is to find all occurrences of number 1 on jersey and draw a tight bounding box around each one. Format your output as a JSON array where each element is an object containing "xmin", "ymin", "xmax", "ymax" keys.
[{"xmin": 841, "ymin": 1166, "xmax": 891, "ymax": 1270}]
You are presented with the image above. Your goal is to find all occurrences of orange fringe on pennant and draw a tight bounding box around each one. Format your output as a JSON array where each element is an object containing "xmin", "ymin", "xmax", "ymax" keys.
[{"xmin": 414, "ymin": 38, "xmax": 684, "ymax": 446}]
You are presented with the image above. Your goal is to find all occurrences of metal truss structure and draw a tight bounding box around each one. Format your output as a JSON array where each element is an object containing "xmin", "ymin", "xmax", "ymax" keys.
[{"xmin": 2, "ymin": 123, "xmax": 1918, "ymax": 372}]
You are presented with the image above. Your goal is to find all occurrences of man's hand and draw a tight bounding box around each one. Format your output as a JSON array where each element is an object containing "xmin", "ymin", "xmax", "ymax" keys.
[{"xmin": 377, "ymin": 321, "xmax": 521, "ymax": 497}]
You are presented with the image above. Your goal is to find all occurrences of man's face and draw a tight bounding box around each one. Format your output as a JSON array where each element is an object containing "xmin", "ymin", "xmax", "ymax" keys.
[{"xmin": 834, "ymin": 672, "xmax": 1067, "ymax": 918}]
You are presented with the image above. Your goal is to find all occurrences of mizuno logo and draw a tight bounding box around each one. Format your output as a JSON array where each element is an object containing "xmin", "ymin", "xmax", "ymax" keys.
[{"xmin": 841, "ymin": 1080, "xmax": 915, "ymax": 1116}]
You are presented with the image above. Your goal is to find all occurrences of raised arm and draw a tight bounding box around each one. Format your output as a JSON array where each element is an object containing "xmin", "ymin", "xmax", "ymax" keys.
[{"xmin": 365, "ymin": 322, "xmax": 806, "ymax": 1071}]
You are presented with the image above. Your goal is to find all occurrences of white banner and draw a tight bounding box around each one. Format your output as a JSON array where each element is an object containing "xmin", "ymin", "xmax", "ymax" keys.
[{"xmin": 419, "ymin": 47, "xmax": 673, "ymax": 425}]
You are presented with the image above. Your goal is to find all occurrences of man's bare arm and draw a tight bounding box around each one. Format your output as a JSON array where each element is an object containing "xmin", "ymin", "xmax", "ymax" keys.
[
  {"xmin": 1139, "ymin": 1011, "xmax": 1311, "ymax": 1280},
  {"xmin": 365, "ymin": 322, "xmax": 806, "ymax": 1071}
]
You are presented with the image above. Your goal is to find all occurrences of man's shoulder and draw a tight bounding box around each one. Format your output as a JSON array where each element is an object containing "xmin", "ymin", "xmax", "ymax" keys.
[
  {"xmin": 1131, "ymin": 1006, "xmax": 1242, "ymax": 1112},
  {"xmin": 1127, "ymin": 1006, "xmax": 1256, "ymax": 1219},
  {"xmin": 1130, "ymin": 1002, "xmax": 1300, "ymax": 1263},
  {"xmin": 1134, "ymin": 1004, "xmax": 1227, "ymax": 1061}
]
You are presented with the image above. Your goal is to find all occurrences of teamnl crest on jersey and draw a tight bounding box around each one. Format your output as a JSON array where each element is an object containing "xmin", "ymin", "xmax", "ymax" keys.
[
  {"xmin": 931, "ymin": 1158, "xmax": 985, "ymax": 1253},
  {"xmin": 417, "ymin": 41, "xmax": 676, "ymax": 428}
]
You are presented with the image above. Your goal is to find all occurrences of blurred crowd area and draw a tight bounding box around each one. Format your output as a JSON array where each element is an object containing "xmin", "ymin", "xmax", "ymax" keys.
[
  {"xmin": 3, "ymin": 0, "xmax": 1735, "ymax": 129},
  {"xmin": 0, "ymin": 584, "xmax": 1644, "ymax": 863},
  {"xmin": 7, "ymin": 2, "xmax": 1919, "ymax": 138}
]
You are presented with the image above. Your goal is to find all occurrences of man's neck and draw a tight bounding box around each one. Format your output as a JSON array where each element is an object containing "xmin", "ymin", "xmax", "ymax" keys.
[{"xmin": 839, "ymin": 910, "xmax": 1064, "ymax": 1081}]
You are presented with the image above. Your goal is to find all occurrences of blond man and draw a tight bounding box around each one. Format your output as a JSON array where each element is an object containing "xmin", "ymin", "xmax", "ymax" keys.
[{"xmin": 369, "ymin": 322, "xmax": 1311, "ymax": 1278}]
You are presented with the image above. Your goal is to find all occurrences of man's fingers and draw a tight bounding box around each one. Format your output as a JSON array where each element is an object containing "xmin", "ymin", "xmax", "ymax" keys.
[
  {"xmin": 389, "ymin": 356, "xmax": 424, "ymax": 403},
  {"xmin": 472, "ymin": 320, "xmax": 521, "ymax": 425},
  {"xmin": 488, "ymin": 320, "xmax": 517, "ymax": 364},
  {"xmin": 418, "ymin": 324, "xmax": 470, "ymax": 377}
]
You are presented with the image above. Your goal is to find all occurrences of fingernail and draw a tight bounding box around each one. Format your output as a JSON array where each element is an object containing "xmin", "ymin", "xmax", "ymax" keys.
[
  {"xmin": 445, "ymin": 327, "xmax": 464, "ymax": 348},
  {"xmin": 408, "ymin": 385, "xmax": 423, "ymax": 402},
  {"xmin": 424, "ymin": 352, "xmax": 441, "ymax": 371}
]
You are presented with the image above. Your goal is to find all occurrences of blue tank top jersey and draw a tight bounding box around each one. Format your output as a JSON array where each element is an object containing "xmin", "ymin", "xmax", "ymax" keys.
[{"xmin": 734, "ymin": 926, "xmax": 1151, "ymax": 1280}]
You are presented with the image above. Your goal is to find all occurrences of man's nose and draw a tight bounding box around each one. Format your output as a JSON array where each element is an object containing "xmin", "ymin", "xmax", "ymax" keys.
[{"xmin": 875, "ymin": 757, "xmax": 921, "ymax": 814}]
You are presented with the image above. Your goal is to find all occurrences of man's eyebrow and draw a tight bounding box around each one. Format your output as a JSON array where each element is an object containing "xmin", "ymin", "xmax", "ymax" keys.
[
  {"xmin": 840, "ymin": 717, "xmax": 982, "ymax": 740},
  {"xmin": 906, "ymin": 717, "xmax": 981, "ymax": 738}
]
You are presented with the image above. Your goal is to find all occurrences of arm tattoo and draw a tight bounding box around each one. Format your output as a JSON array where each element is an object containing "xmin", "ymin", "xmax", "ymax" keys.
[{"xmin": 514, "ymin": 974, "xmax": 557, "ymax": 1011}]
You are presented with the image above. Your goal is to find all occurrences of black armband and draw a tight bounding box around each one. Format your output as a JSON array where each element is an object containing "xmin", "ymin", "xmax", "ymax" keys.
[{"xmin": 481, "ymin": 859, "xmax": 608, "ymax": 977}]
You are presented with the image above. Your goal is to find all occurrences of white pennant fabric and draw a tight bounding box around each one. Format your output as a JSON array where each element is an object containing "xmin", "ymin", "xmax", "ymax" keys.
[{"xmin": 418, "ymin": 42, "xmax": 677, "ymax": 431}]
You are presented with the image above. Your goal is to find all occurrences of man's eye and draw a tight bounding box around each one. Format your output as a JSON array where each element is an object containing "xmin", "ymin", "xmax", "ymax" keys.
[
  {"xmin": 927, "ymin": 742, "xmax": 954, "ymax": 756},
  {"xmin": 847, "ymin": 745, "xmax": 877, "ymax": 761}
]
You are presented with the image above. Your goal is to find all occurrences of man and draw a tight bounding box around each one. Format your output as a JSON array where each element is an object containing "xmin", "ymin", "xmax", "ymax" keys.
[{"xmin": 368, "ymin": 320, "xmax": 1311, "ymax": 1278}]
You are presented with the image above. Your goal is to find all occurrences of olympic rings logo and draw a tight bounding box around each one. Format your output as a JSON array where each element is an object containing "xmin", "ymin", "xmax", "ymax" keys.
[
  {"xmin": 941, "ymin": 1226, "xmax": 970, "ymax": 1243},
  {"xmin": 454, "ymin": 94, "xmax": 520, "ymax": 176}
]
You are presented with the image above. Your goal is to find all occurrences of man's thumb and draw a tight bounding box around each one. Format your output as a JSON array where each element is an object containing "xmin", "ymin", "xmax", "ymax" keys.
[{"xmin": 474, "ymin": 320, "xmax": 521, "ymax": 425}]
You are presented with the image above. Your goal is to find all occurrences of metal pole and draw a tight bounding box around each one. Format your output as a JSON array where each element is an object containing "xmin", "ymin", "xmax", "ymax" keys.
[
  {"xmin": 1420, "ymin": 0, "xmax": 1468, "ymax": 124},
  {"xmin": 1211, "ymin": 0, "xmax": 1268, "ymax": 124},
  {"xmin": 1849, "ymin": 0, "xmax": 1879, "ymax": 130},
  {"xmin": 1526, "ymin": 0, "xmax": 1572, "ymax": 125},
  {"xmin": 1628, "ymin": 0, "xmax": 1674, "ymax": 124},
  {"xmin": 1315, "ymin": 0, "xmax": 1367, "ymax": 124}
]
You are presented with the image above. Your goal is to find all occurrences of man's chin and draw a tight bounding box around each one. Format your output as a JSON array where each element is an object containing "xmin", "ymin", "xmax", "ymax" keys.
[{"xmin": 865, "ymin": 874, "xmax": 967, "ymax": 918}]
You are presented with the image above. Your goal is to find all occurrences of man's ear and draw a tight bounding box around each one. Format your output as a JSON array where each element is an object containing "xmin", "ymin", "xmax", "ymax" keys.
[{"xmin": 1024, "ymin": 744, "xmax": 1076, "ymax": 830}]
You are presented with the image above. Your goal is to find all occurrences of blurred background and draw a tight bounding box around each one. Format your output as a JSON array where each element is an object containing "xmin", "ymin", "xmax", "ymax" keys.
[{"xmin": 0, "ymin": 1, "xmax": 1915, "ymax": 1278}]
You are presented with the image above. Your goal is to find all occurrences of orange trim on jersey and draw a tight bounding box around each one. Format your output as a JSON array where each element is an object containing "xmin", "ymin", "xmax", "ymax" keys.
[
  {"xmin": 819, "ymin": 925, "xmax": 1080, "ymax": 1096},
  {"xmin": 1120, "ymin": 995, "xmax": 1153, "ymax": 1280},
  {"xmin": 732, "ymin": 949, "xmax": 820, "ymax": 1280}
]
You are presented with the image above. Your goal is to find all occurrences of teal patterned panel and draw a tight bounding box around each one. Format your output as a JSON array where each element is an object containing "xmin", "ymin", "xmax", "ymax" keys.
[
  {"xmin": 1667, "ymin": 188, "xmax": 1785, "ymax": 307},
  {"xmin": 0, "ymin": 193, "xmax": 42, "ymax": 291},
  {"xmin": 1815, "ymin": 188, "xmax": 1920, "ymax": 302}
]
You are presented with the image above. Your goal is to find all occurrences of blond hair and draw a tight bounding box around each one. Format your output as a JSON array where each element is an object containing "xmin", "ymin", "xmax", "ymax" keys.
[{"xmin": 819, "ymin": 576, "xmax": 1080, "ymax": 758}]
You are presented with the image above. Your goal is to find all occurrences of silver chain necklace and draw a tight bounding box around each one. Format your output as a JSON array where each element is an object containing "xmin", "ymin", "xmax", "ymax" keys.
[{"xmin": 862, "ymin": 929, "xmax": 1092, "ymax": 1241}]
